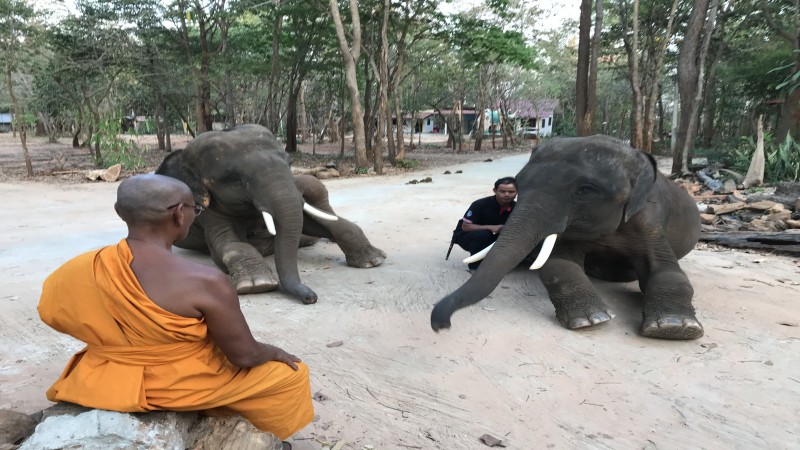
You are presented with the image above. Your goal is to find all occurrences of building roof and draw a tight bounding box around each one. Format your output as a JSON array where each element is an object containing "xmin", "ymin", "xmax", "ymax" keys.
[
  {"xmin": 0, "ymin": 113, "xmax": 13, "ymax": 124},
  {"xmin": 499, "ymin": 99, "xmax": 559, "ymax": 118}
]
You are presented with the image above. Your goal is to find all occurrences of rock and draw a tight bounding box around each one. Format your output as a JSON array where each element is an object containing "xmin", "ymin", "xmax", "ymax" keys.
[
  {"xmin": 85, "ymin": 164, "xmax": 122, "ymax": 182},
  {"xmin": 0, "ymin": 410, "xmax": 37, "ymax": 447},
  {"xmin": 699, "ymin": 213, "xmax": 717, "ymax": 225},
  {"xmin": 719, "ymin": 179, "xmax": 738, "ymax": 194},
  {"xmin": 795, "ymin": 198, "xmax": 800, "ymax": 213},
  {"xmin": 763, "ymin": 211, "xmax": 792, "ymax": 222},
  {"xmin": 187, "ymin": 416, "xmax": 282, "ymax": 450},
  {"xmin": 765, "ymin": 204, "xmax": 785, "ymax": 214},
  {"xmin": 742, "ymin": 219, "xmax": 785, "ymax": 232},
  {"xmin": 787, "ymin": 219, "xmax": 800, "ymax": 229},
  {"xmin": 745, "ymin": 200, "xmax": 781, "ymax": 211},
  {"xmin": 17, "ymin": 403, "xmax": 283, "ymax": 450},
  {"xmin": 19, "ymin": 404, "xmax": 197, "ymax": 450}
]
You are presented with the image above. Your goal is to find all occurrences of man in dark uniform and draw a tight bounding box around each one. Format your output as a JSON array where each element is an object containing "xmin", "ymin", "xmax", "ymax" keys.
[{"xmin": 451, "ymin": 177, "xmax": 517, "ymax": 271}]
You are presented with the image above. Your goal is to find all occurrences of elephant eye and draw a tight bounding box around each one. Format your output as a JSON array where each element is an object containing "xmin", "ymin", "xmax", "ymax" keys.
[{"xmin": 575, "ymin": 185, "xmax": 599, "ymax": 198}]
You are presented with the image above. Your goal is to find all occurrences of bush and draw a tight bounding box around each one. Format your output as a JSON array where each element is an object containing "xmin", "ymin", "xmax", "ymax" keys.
[
  {"xmin": 394, "ymin": 158, "xmax": 420, "ymax": 169},
  {"xmin": 711, "ymin": 133, "xmax": 800, "ymax": 183},
  {"xmin": 93, "ymin": 119, "xmax": 148, "ymax": 170}
]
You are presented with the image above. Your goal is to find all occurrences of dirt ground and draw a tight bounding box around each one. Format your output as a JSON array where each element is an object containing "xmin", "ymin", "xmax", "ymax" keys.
[{"xmin": 0, "ymin": 132, "xmax": 799, "ymax": 449}]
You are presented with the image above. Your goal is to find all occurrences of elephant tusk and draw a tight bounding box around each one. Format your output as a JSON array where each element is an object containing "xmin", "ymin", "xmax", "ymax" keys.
[
  {"xmin": 303, "ymin": 203, "xmax": 338, "ymax": 221},
  {"xmin": 529, "ymin": 234, "xmax": 558, "ymax": 270},
  {"xmin": 463, "ymin": 243, "xmax": 494, "ymax": 264},
  {"xmin": 262, "ymin": 211, "xmax": 277, "ymax": 236}
]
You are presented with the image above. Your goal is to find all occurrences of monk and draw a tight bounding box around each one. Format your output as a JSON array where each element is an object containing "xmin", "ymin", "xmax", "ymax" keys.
[{"xmin": 38, "ymin": 174, "xmax": 314, "ymax": 445}]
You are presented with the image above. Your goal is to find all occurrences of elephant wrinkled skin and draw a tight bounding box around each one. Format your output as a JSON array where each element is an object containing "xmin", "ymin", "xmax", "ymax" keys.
[
  {"xmin": 155, "ymin": 124, "xmax": 385, "ymax": 303},
  {"xmin": 431, "ymin": 135, "xmax": 703, "ymax": 340}
]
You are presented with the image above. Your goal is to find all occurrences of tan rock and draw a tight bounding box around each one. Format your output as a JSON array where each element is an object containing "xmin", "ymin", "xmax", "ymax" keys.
[
  {"xmin": 699, "ymin": 213, "xmax": 717, "ymax": 225},
  {"xmin": 706, "ymin": 203, "xmax": 745, "ymax": 215},
  {"xmin": 742, "ymin": 219, "xmax": 782, "ymax": 232},
  {"xmin": 786, "ymin": 219, "xmax": 800, "ymax": 229},
  {"xmin": 763, "ymin": 211, "xmax": 792, "ymax": 222},
  {"xmin": 188, "ymin": 416, "xmax": 282, "ymax": 450},
  {"xmin": 745, "ymin": 200, "xmax": 780, "ymax": 211},
  {"xmin": 765, "ymin": 204, "xmax": 785, "ymax": 214}
]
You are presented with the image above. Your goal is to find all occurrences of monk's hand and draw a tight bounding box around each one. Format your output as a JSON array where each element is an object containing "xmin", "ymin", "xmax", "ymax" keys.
[{"xmin": 261, "ymin": 343, "xmax": 301, "ymax": 370}]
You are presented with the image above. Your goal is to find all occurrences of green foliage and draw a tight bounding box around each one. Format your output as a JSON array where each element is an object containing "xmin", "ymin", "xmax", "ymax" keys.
[
  {"xmin": 714, "ymin": 133, "xmax": 800, "ymax": 183},
  {"xmin": 394, "ymin": 158, "xmax": 420, "ymax": 169},
  {"xmin": 354, "ymin": 166, "xmax": 369, "ymax": 174},
  {"xmin": 92, "ymin": 119, "xmax": 147, "ymax": 170},
  {"xmin": 766, "ymin": 135, "xmax": 800, "ymax": 182}
]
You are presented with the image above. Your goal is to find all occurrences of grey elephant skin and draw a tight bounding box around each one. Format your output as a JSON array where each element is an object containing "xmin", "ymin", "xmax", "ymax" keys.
[
  {"xmin": 431, "ymin": 135, "xmax": 703, "ymax": 340},
  {"xmin": 155, "ymin": 124, "xmax": 386, "ymax": 304}
]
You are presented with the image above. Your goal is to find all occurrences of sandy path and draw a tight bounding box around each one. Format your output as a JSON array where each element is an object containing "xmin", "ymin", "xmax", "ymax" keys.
[{"xmin": 1, "ymin": 155, "xmax": 799, "ymax": 449}]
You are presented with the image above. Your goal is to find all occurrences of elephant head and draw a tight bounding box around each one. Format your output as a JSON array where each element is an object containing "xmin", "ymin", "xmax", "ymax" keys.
[
  {"xmin": 431, "ymin": 135, "xmax": 674, "ymax": 332},
  {"xmin": 155, "ymin": 124, "xmax": 336, "ymax": 304}
]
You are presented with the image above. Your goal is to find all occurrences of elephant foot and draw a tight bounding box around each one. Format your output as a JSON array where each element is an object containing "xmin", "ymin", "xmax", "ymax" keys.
[
  {"xmin": 224, "ymin": 251, "xmax": 279, "ymax": 294},
  {"xmin": 299, "ymin": 236, "xmax": 320, "ymax": 248},
  {"xmin": 345, "ymin": 245, "xmax": 387, "ymax": 268},
  {"xmin": 554, "ymin": 300, "xmax": 615, "ymax": 330},
  {"xmin": 231, "ymin": 270, "xmax": 279, "ymax": 294},
  {"xmin": 640, "ymin": 314, "xmax": 704, "ymax": 340}
]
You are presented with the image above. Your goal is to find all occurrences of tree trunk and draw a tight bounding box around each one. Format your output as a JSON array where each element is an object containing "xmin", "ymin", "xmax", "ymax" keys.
[
  {"xmin": 329, "ymin": 0, "xmax": 368, "ymax": 168},
  {"xmin": 5, "ymin": 63, "xmax": 33, "ymax": 177},
  {"xmin": 285, "ymin": 84, "xmax": 300, "ymax": 153},
  {"xmin": 299, "ymin": 80, "xmax": 308, "ymax": 143},
  {"xmin": 267, "ymin": 3, "xmax": 283, "ymax": 134},
  {"xmin": 576, "ymin": 0, "xmax": 602, "ymax": 136},
  {"xmin": 575, "ymin": 0, "xmax": 591, "ymax": 136},
  {"xmin": 474, "ymin": 69, "xmax": 486, "ymax": 151},
  {"xmin": 364, "ymin": 55, "xmax": 374, "ymax": 160},
  {"xmin": 674, "ymin": 0, "xmax": 718, "ymax": 174}
]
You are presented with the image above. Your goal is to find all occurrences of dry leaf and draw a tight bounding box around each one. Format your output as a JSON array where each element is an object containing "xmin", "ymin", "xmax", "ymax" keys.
[
  {"xmin": 313, "ymin": 391, "xmax": 330, "ymax": 402},
  {"xmin": 326, "ymin": 340, "xmax": 344, "ymax": 348}
]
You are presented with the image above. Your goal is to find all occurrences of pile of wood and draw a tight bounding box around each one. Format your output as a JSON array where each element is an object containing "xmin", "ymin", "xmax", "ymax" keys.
[{"xmin": 676, "ymin": 169, "xmax": 800, "ymax": 255}]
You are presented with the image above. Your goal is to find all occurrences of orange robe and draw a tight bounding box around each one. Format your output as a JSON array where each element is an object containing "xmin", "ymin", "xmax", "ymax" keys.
[{"xmin": 38, "ymin": 239, "xmax": 314, "ymax": 440}]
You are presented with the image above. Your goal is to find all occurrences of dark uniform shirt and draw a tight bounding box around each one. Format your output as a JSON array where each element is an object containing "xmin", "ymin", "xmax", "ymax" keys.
[{"xmin": 452, "ymin": 195, "xmax": 516, "ymax": 239}]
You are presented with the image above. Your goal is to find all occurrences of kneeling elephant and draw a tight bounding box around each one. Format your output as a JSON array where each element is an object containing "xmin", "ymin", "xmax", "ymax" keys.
[
  {"xmin": 431, "ymin": 135, "xmax": 703, "ymax": 340},
  {"xmin": 156, "ymin": 124, "xmax": 386, "ymax": 304}
]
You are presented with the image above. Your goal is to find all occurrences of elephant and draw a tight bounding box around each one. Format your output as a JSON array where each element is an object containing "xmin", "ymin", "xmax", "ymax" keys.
[
  {"xmin": 155, "ymin": 124, "xmax": 386, "ymax": 304},
  {"xmin": 431, "ymin": 135, "xmax": 703, "ymax": 340}
]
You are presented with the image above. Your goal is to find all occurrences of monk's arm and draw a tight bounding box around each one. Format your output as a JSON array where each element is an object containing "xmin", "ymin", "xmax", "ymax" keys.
[{"xmin": 197, "ymin": 273, "xmax": 301, "ymax": 370}]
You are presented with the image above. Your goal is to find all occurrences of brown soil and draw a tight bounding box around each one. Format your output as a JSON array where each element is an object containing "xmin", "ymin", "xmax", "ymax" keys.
[{"xmin": 0, "ymin": 131, "xmax": 531, "ymax": 183}]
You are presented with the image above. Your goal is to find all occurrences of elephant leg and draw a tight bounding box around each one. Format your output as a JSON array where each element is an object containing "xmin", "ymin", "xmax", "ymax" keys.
[
  {"xmin": 295, "ymin": 174, "xmax": 385, "ymax": 268},
  {"xmin": 205, "ymin": 221, "xmax": 279, "ymax": 294},
  {"xmin": 636, "ymin": 261, "xmax": 703, "ymax": 340},
  {"xmin": 302, "ymin": 216, "xmax": 386, "ymax": 268},
  {"xmin": 539, "ymin": 245, "xmax": 615, "ymax": 329}
]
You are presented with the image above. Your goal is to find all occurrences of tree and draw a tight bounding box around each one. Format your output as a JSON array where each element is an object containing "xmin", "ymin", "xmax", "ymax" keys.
[
  {"xmin": 763, "ymin": 0, "xmax": 800, "ymax": 144},
  {"xmin": 0, "ymin": 0, "xmax": 39, "ymax": 176},
  {"xmin": 673, "ymin": 0, "xmax": 719, "ymax": 174},
  {"xmin": 329, "ymin": 0, "xmax": 368, "ymax": 169},
  {"xmin": 575, "ymin": 0, "xmax": 602, "ymax": 136}
]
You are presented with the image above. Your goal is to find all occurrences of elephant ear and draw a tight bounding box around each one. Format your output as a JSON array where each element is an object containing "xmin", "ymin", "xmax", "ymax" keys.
[
  {"xmin": 624, "ymin": 150, "xmax": 658, "ymax": 222},
  {"xmin": 155, "ymin": 150, "xmax": 210, "ymax": 206}
]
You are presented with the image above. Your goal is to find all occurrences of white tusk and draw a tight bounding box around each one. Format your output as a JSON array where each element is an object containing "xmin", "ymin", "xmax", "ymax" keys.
[
  {"xmin": 262, "ymin": 211, "xmax": 277, "ymax": 236},
  {"xmin": 529, "ymin": 234, "xmax": 558, "ymax": 270},
  {"xmin": 463, "ymin": 243, "xmax": 494, "ymax": 264},
  {"xmin": 303, "ymin": 203, "xmax": 338, "ymax": 221}
]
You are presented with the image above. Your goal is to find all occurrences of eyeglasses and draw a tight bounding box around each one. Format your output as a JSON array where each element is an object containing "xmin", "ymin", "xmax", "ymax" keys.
[{"xmin": 167, "ymin": 202, "xmax": 205, "ymax": 217}]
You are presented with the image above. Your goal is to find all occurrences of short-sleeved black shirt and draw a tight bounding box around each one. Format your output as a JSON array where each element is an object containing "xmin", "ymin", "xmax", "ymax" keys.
[{"xmin": 452, "ymin": 195, "xmax": 516, "ymax": 239}]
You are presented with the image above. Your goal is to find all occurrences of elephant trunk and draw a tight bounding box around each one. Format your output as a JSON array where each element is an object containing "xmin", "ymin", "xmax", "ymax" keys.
[
  {"xmin": 251, "ymin": 176, "xmax": 318, "ymax": 304},
  {"xmin": 431, "ymin": 200, "xmax": 566, "ymax": 330}
]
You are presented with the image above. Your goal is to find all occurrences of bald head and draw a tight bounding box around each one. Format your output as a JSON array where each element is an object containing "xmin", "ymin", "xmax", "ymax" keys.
[{"xmin": 116, "ymin": 174, "xmax": 193, "ymax": 224}]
